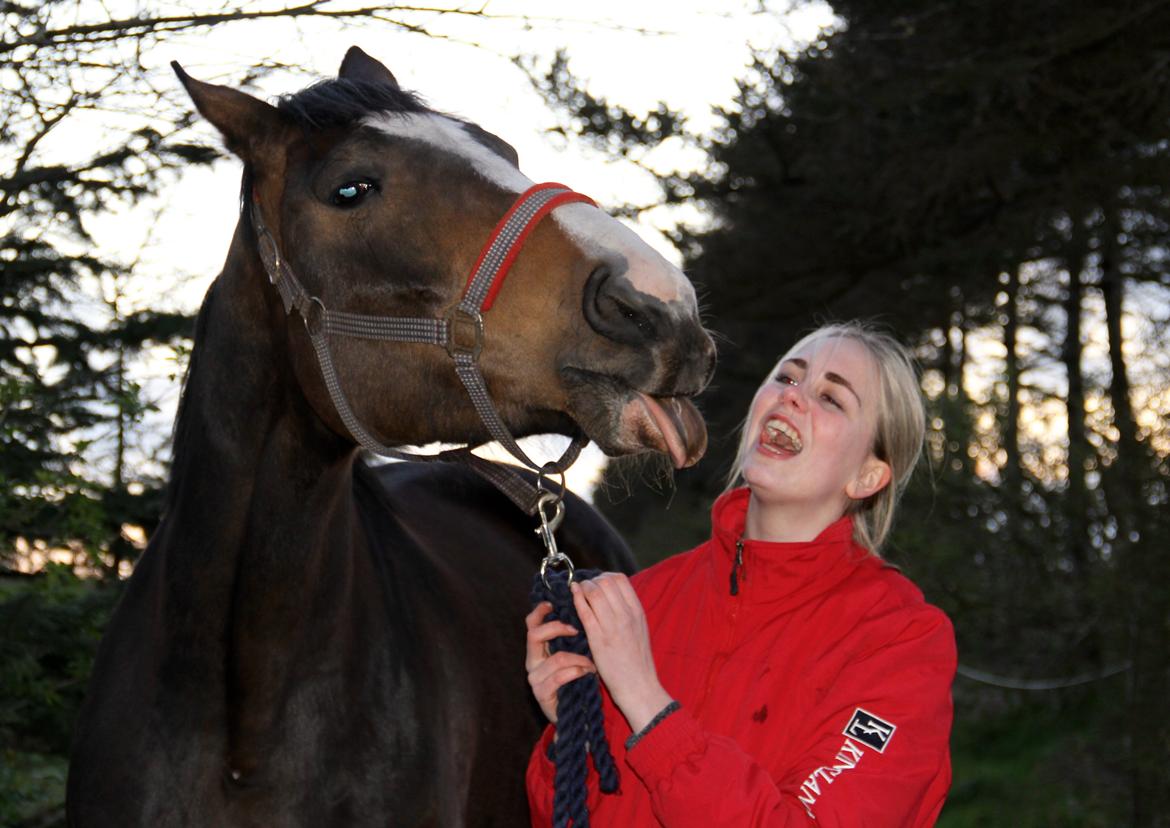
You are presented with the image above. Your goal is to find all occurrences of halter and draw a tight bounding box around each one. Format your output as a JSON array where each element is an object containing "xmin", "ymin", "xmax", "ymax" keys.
[{"xmin": 251, "ymin": 182, "xmax": 597, "ymax": 515}]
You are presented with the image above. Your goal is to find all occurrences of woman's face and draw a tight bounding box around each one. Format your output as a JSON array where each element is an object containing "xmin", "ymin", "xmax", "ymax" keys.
[{"xmin": 740, "ymin": 335, "xmax": 890, "ymax": 517}]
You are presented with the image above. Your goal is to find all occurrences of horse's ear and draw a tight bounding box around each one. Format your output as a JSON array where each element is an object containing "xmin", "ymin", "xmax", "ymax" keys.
[
  {"xmin": 338, "ymin": 47, "xmax": 399, "ymax": 88},
  {"xmin": 172, "ymin": 62, "xmax": 285, "ymax": 163}
]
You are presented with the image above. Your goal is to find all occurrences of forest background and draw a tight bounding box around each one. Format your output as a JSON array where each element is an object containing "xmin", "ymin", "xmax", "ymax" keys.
[{"xmin": 2, "ymin": 1, "xmax": 1168, "ymax": 825}]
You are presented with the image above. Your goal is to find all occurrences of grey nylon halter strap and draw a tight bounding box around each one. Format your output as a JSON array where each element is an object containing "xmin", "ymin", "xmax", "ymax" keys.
[{"xmin": 250, "ymin": 182, "xmax": 595, "ymax": 514}]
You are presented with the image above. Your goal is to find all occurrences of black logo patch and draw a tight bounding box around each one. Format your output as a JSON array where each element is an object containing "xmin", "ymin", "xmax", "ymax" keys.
[{"xmin": 843, "ymin": 708, "xmax": 896, "ymax": 753}]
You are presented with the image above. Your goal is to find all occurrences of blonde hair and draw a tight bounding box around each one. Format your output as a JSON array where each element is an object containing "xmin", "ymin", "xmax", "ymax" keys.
[{"xmin": 726, "ymin": 321, "xmax": 926, "ymax": 555}]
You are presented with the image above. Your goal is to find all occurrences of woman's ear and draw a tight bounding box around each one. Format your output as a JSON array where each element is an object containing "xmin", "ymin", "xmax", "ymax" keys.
[{"xmin": 846, "ymin": 456, "xmax": 892, "ymax": 501}]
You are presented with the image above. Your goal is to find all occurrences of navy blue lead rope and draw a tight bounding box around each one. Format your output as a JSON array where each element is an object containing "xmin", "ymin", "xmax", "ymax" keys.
[{"xmin": 530, "ymin": 569, "xmax": 619, "ymax": 827}]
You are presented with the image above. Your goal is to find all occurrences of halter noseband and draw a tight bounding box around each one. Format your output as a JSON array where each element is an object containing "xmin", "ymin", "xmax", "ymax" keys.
[{"xmin": 251, "ymin": 182, "xmax": 596, "ymax": 513}]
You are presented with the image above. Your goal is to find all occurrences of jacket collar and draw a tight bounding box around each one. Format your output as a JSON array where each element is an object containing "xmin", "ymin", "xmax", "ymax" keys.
[{"xmin": 708, "ymin": 487, "xmax": 869, "ymax": 604}]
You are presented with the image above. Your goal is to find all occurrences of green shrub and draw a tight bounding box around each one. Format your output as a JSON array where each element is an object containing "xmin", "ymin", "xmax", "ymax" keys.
[{"xmin": 0, "ymin": 566, "xmax": 121, "ymax": 825}]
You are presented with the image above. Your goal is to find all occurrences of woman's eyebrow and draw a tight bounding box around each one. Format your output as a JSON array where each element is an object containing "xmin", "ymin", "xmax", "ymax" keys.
[
  {"xmin": 825, "ymin": 372, "xmax": 861, "ymax": 405},
  {"xmin": 786, "ymin": 358, "xmax": 861, "ymax": 405}
]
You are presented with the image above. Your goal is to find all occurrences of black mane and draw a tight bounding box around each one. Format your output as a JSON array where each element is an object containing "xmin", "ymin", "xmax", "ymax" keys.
[
  {"xmin": 277, "ymin": 77, "xmax": 430, "ymax": 130},
  {"xmin": 163, "ymin": 278, "xmax": 217, "ymax": 515}
]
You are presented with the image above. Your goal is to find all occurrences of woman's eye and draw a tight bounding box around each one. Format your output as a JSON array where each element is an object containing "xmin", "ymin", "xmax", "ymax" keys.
[
  {"xmin": 776, "ymin": 373, "xmax": 798, "ymax": 386},
  {"xmin": 331, "ymin": 181, "xmax": 376, "ymax": 207},
  {"xmin": 821, "ymin": 393, "xmax": 842, "ymax": 409}
]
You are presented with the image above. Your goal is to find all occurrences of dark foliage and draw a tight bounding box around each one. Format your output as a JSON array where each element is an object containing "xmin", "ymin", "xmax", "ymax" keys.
[{"xmin": 0, "ymin": 567, "xmax": 122, "ymax": 826}]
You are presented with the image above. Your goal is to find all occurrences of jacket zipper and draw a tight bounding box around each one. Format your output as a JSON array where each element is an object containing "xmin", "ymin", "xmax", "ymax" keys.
[
  {"xmin": 700, "ymin": 538, "xmax": 745, "ymax": 713},
  {"xmin": 729, "ymin": 538, "xmax": 745, "ymax": 596}
]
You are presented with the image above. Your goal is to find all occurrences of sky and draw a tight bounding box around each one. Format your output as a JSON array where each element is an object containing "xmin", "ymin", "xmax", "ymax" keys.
[
  {"xmin": 133, "ymin": 1, "xmax": 835, "ymax": 278},
  {"xmin": 75, "ymin": 0, "xmax": 836, "ymax": 497}
]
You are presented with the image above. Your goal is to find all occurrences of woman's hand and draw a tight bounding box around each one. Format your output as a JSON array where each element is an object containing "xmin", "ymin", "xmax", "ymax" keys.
[
  {"xmin": 571, "ymin": 573, "xmax": 674, "ymax": 733},
  {"xmin": 525, "ymin": 601, "xmax": 596, "ymax": 724}
]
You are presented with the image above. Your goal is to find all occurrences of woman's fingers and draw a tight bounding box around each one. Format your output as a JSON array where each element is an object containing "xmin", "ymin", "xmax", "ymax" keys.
[
  {"xmin": 608, "ymin": 572, "xmax": 644, "ymax": 616},
  {"xmin": 572, "ymin": 574, "xmax": 643, "ymax": 643},
  {"xmin": 529, "ymin": 620, "xmax": 579, "ymax": 645},
  {"xmin": 529, "ymin": 650, "xmax": 595, "ymax": 684},
  {"xmin": 570, "ymin": 581, "xmax": 601, "ymax": 637},
  {"xmin": 524, "ymin": 602, "xmax": 579, "ymax": 669},
  {"xmin": 581, "ymin": 575, "xmax": 623, "ymax": 618},
  {"xmin": 588, "ymin": 573, "xmax": 642, "ymax": 619},
  {"xmin": 525, "ymin": 601, "xmax": 553, "ymax": 630},
  {"xmin": 527, "ymin": 651, "xmax": 596, "ymax": 723}
]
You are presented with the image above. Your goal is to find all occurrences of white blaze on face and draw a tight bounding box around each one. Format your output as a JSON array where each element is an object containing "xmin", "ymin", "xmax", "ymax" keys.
[
  {"xmin": 551, "ymin": 203, "xmax": 698, "ymax": 310},
  {"xmin": 364, "ymin": 111, "xmax": 698, "ymax": 313},
  {"xmin": 365, "ymin": 111, "xmax": 532, "ymax": 192}
]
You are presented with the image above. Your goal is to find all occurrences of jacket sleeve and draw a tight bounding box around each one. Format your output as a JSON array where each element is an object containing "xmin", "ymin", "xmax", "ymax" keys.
[
  {"xmin": 525, "ymin": 726, "xmax": 557, "ymax": 826},
  {"xmin": 622, "ymin": 605, "xmax": 956, "ymax": 827}
]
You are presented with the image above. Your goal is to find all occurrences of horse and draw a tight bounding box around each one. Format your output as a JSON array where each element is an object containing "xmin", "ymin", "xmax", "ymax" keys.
[{"xmin": 66, "ymin": 47, "xmax": 715, "ymax": 827}]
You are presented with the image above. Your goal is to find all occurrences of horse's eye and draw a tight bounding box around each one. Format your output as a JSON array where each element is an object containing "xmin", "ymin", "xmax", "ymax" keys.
[{"xmin": 331, "ymin": 180, "xmax": 376, "ymax": 207}]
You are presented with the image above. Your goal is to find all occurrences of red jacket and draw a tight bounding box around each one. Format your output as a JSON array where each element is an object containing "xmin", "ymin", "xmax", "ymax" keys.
[{"xmin": 527, "ymin": 487, "xmax": 956, "ymax": 827}]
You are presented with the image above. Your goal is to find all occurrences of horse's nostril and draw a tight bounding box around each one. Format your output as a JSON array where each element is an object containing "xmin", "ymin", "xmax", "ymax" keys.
[
  {"xmin": 612, "ymin": 297, "xmax": 651, "ymax": 335},
  {"xmin": 583, "ymin": 266, "xmax": 658, "ymax": 346}
]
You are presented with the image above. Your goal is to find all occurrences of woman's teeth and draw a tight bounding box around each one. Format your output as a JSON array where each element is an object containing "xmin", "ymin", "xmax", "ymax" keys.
[{"xmin": 763, "ymin": 419, "xmax": 803, "ymax": 454}]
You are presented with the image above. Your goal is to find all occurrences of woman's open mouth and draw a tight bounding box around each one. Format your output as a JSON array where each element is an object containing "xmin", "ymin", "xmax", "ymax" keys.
[{"xmin": 761, "ymin": 416, "xmax": 803, "ymax": 455}]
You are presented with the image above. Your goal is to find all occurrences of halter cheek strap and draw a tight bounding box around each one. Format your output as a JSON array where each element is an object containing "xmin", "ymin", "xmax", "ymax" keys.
[{"xmin": 251, "ymin": 183, "xmax": 596, "ymax": 514}]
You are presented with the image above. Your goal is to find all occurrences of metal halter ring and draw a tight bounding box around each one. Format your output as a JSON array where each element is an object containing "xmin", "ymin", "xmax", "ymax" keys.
[
  {"xmin": 536, "ymin": 462, "xmax": 567, "ymax": 497},
  {"xmin": 540, "ymin": 552, "xmax": 575, "ymax": 589},
  {"xmin": 302, "ymin": 296, "xmax": 327, "ymax": 337}
]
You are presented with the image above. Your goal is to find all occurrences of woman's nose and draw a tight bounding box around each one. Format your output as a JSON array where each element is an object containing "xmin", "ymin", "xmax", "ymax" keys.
[{"xmin": 780, "ymin": 381, "xmax": 807, "ymax": 410}]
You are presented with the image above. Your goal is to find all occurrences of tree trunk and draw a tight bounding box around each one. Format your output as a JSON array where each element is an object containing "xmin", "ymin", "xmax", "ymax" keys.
[
  {"xmin": 1061, "ymin": 226, "xmax": 1090, "ymax": 575},
  {"xmin": 1002, "ymin": 265, "xmax": 1022, "ymax": 495},
  {"xmin": 1000, "ymin": 265, "xmax": 1041, "ymax": 600},
  {"xmin": 1101, "ymin": 214, "xmax": 1169, "ymax": 826},
  {"xmin": 940, "ymin": 301, "xmax": 968, "ymax": 472},
  {"xmin": 1058, "ymin": 216, "xmax": 1104, "ymax": 670}
]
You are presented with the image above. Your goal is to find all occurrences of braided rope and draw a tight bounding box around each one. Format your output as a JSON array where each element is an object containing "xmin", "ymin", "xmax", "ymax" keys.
[{"xmin": 531, "ymin": 569, "xmax": 619, "ymax": 828}]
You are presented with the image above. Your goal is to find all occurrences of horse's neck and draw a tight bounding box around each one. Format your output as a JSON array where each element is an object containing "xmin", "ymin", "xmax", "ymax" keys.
[
  {"xmin": 220, "ymin": 399, "xmax": 365, "ymax": 774},
  {"xmin": 160, "ymin": 229, "xmax": 356, "ymax": 579},
  {"xmin": 156, "ymin": 235, "xmax": 368, "ymax": 758}
]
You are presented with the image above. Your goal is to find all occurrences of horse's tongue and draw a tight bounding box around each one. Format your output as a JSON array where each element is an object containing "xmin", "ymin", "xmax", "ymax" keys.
[{"xmin": 638, "ymin": 393, "xmax": 707, "ymax": 469}]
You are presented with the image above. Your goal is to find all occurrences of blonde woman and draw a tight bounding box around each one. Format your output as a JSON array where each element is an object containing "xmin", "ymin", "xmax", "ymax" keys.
[{"xmin": 525, "ymin": 321, "xmax": 956, "ymax": 826}]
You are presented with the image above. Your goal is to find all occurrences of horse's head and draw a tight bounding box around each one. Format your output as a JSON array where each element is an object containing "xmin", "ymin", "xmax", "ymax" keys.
[{"xmin": 175, "ymin": 48, "xmax": 715, "ymax": 468}]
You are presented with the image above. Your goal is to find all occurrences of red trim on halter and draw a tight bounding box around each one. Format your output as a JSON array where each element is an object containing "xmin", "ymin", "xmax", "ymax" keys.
[{"xmin": 463, "ymin": 182, "xmax": 597, "ymax": 313}]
